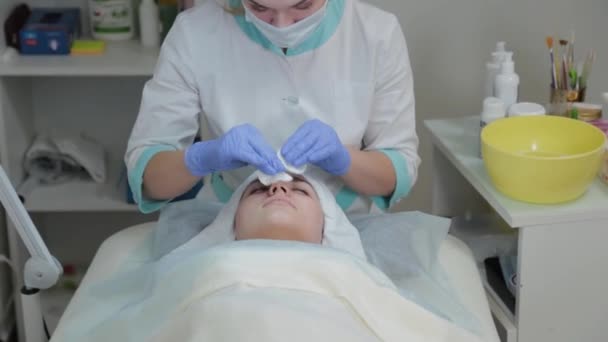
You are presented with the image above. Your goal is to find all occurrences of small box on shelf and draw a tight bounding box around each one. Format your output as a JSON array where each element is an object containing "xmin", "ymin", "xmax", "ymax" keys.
[{"xmin": 19, "ymin": 8, "xmax": 81, "ymax": 55}]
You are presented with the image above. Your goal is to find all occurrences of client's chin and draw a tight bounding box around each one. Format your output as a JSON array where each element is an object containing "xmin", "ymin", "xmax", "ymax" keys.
[{"xmin": 239, "ymin": 221, "xmax": 321, "ymax": 244}]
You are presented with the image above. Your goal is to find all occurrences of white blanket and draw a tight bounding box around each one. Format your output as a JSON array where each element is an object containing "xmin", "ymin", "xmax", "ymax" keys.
[
  {"xmin": 53, "ymin": 240, "xmax": 484, "ymax": 342},
  {"xmin": 51, "ymin": 173, "xmax": 484, "ymax": 341}
]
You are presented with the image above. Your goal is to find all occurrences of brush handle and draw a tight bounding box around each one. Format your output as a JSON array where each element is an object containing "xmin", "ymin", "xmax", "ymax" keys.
[
  {"xmin": 562, "ymin": 57, "xmax": 569, "ymax": 90},
  {"xmin": 580, "ymin": 51, "xmax": 595, "ymax": 89},
  {"xmin": 550, "ymin": 51, "xmax": 558, "ymax": 89}
]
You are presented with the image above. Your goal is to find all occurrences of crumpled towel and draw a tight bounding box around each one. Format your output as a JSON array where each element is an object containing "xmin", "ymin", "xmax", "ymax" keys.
[{"xmin": 18, "ymin": 134, "xmax": 106, "ymax": 196}]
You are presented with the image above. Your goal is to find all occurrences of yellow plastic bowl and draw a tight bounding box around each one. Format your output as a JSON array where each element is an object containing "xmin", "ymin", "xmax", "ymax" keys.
[{"xmin": 481, "ymin": 115, "xmax": 606, "ymax": 204}]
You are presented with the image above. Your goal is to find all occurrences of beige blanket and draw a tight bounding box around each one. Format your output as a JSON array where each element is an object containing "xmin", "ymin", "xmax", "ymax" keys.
[{"xmin": 148, "ymin": 241, "xmax": 485, "ymax": 342}]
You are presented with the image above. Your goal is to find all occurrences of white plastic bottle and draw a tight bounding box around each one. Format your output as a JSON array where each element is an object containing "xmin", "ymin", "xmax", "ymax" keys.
[
  {"xmin": 89, "ymin": 0, "xmax": 135, "ymax": 41},
  {"xmin": 480, "ymin": 97, "xmax": 506, "ymax": 158},
  {"xmin": 485, "ymin": 42, "xmax": 507, "ymax": 98},
  {"xmin": 495, "ymin": 52, "xmax": 520, "ymax": 111},
  {"xmin": 139, "ymin": 0, "xmax": 160, "ymax": 48},
  {"xmin": 485, "ymin": 52, "xmax": 502, "ymax": 98},
  {"xmin": 494, "ymin": 41, "xmax": 507, "ymax": 60}
]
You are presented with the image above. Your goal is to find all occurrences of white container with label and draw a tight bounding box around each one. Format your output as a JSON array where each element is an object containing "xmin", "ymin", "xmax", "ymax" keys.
[
  {"xmin": 89, "ymin": 0, "xmax": 135, "ymax": 41},
  {"xmin": 507, "ymin": 102, "xmax": 546, "ymax": 117},
  {"xmin": 479, "ymin": 97, "xmax": 506, "ymax": 158}
]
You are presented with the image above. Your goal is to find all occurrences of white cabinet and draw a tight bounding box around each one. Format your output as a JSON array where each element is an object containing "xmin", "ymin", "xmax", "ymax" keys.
[
  {"xmin": 426, "ymin": 116, "xmax": 608, "ymax": 342},
  {"xmin": 0, "ymin": 40, "xmax": 161, "ymax": 341}
]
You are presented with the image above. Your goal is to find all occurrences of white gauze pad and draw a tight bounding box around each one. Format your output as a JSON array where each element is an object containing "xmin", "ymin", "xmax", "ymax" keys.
[{"xmin": 256, "ymin": 152, "xmax": 307, "ymax": 185}]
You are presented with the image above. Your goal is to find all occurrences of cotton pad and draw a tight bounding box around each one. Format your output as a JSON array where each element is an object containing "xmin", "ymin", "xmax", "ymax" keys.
[
  {"xmin": 257, "ymin": 172, "xmax": 293, "ymax": 186},
  {"xmin": 256, "ymin": 151, "xmax": 307, "ymax": 185}
]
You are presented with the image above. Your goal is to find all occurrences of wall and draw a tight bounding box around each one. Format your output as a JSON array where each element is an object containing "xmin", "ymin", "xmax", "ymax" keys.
[
  {"xmin": 4, "ymin": 1, "xmax": 608, "ymax": 215},
  {"xmin": 365, "ymin": 0, "xmax": 608, "ymax": 212}
]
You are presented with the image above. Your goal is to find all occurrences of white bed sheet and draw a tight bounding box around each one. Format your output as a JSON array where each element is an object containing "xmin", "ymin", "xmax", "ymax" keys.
[{"xmin": 52, "ymin": 222, "xmax": 499, "ymax": 342}]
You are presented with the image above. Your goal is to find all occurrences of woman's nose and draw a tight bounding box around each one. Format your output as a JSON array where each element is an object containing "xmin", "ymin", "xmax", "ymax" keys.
[
  {"xmin": 271, "ymin": 12, "xmax": 294, "ymax": 28},
  {"xmin": 268, "ymin": 182, "xmax": 290, "ymax": 195}
]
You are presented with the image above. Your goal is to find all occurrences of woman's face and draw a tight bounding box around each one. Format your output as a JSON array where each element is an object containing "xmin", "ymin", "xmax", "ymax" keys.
[
  {"xmin": 242, "ymin": 0, "xmax": 326, "ymax": 27},
  {"xmin": 234, "ymin": 177, "xmax": 324, "ymax": 243}
]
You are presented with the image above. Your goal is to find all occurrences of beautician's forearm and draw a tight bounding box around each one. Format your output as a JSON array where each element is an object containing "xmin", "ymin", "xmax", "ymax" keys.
[
  {"xmin": 341, "ymin": 148, "xmax": 396, "ymax": 197},
  {"xmin": 143, "ymin": 150, "xmax": 200, "ymax": 200}
]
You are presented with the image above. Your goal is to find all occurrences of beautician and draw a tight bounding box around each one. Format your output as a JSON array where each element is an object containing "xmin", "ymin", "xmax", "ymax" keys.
[{"xmin": 125, "ymin": 0, "xmax": 420, "ymax": 214}]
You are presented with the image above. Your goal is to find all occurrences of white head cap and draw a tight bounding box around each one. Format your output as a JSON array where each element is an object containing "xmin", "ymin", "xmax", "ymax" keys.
[{"xmin": 171, "ymin": 172, "xmax": 367, "ymax": 260}]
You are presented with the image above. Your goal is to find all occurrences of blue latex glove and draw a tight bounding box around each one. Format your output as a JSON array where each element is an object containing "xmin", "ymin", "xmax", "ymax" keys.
[
  {"xmin": 185, "ymin": 124, "xmax": 285, "ymax": 177},
  {"xmin": 281, "ymin": 119, "xmax": 351, "ymax": 176}
]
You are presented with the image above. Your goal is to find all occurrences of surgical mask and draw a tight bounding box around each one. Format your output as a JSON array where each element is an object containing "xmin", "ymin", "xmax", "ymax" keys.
[{"xmin": 243, "ymin": 0, "xmax": 328, "ymax": 49}]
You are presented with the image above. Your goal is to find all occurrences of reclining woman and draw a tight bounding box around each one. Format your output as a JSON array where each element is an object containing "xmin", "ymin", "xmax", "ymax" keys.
[
  {"xmin": 175, "ymin": 171, "xmax": 368, "ymax": 260},
  {"xmin": 51, "ymin": 173, "xmax": 485, "ymax": 342}
]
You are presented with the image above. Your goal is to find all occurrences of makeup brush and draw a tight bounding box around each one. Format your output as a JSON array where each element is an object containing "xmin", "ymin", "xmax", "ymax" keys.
[
  {"xmin": 554, "ymin": 38, "xmax": 562, "ymax": 89},
  {"xmin": 546, "ymin": 36, "xmax": 557, "ymax": 89},
  {"xmin": 568, "ymin": 31, "xmax": 575, "ymax": 67},
  {"xmin": 580, "ymin": 49, "xmax": 596, "ymax": 89},
  {"xmin": 576, "ymin": 61, "xmax": 583, "ymax": 90},
  {"xmin": 559, "ymin": 39, "xmax": 569, "ymax": 90}
]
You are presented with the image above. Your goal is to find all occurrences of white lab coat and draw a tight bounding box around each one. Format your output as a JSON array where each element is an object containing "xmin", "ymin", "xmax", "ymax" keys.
[{"xmin": 126, "ymin": 0, "xmax": 420, "ymax": 213}]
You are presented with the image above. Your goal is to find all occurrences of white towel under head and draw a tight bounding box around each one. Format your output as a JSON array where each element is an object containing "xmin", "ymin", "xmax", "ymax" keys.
[{"xmin": 173, "ymin": 172, "xmax": 367, "ymax": 260}]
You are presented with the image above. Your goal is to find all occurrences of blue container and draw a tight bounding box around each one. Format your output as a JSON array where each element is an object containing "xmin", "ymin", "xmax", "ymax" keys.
[{"xmin": 19, "ymin": 8, "xmax": 80, "ymax": 55}]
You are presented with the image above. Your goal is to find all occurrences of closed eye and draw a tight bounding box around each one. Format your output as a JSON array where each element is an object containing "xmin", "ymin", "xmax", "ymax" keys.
[
  {"xmin": 252, "ymin": 186, "xmax": 268, "ymax": 194},
  {"xmin": 294, "ymin": 1, "xmax": 313, "ymax": 10},
  {"xmin": 294, "ymin": 188, "xmax": 309, "ymax": 195},
  {"xmin": 247, "ymin": 0, "xmax": 268, "ymax": 12},
  {"xmin": 293, "ymin": 180, "xmax": 314, "ymax": 196},
  {"xmin": 246, "ymin": 185, "xmax": 268, "ymax": 196}
]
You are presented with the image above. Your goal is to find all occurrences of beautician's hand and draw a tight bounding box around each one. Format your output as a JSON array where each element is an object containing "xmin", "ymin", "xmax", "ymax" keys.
[
  {"xmin": 281, "ymin": 119, "xmax": 351, "ymax": 176},
  {"xmin": 185, "ymin": 124, "xmax": 285, "ymax": 176}
]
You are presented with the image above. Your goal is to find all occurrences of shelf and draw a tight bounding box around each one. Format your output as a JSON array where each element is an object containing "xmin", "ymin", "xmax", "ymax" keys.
[
  {"xmin": 425, "ymin": 116, "xmax": 608, "ymax": 228},
  {"xmin": 0, "ymin": 41, "xmax": 159, "ymax": 77},
  {"xmin": 23, "ymin": 179, "xmax": 137, "ymax": 213}
]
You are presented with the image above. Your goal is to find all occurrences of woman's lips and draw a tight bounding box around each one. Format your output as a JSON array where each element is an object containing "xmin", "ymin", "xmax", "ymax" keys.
[{"xmin": 263, "ymin": 197, "xmax": 296, "ymax": 209}]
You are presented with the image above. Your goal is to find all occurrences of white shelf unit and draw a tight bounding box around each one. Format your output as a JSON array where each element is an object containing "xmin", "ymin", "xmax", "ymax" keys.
[
  {"xmin": 0, "ymin": 43, "xmax": 161, "ymax": 341},
  {"xmin": 0, "ymin": 40, "xmax": 159, "ymax": 77}
]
